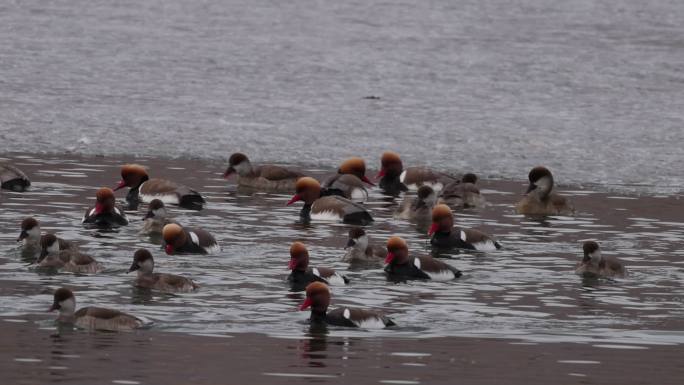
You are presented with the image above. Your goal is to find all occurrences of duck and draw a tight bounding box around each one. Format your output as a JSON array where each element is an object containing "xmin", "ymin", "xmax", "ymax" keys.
[
  {"xmin": 0, "ymin": 162, "xmax": 30, "ymax": 191},
  {"xmin": 114, "ymin": 164, "xmax": 205, "ymax": 210},
  {"xmin": 439, "ymin": 173, "xmax": 486, "ymax": 209},
  {"xmin": 82, "ymin": 187, "xmax": 128, "ymax": 227},
  {"xmin": 299, "ymin": 282, "xmax": 395, "ymax": 328},
  {"xmin": 429, "ymin": 204, "xmax": 501, "ymax": 251},
  {"xmin": 342, "ymin": 227, "xmax": 387, "ymax": 264},
  {"xmin": 37, "ymin": 234, "xmax": 102, "ymax": 274},
  {"xmin": 376, "ymin": 151, "xmax": 458, "ymax": 196},
  {"xmin": 575, "ymin": 241, "xmax": 626, "ymax": 278},
  {"xmin": 322, "ymin": 157, "xmax": 374, "ymax": 201},
  {"xmin": 288, "ymin": 242, "xmax": 349, "ymax": 290},
  {"xmin": 223, "ymin": 152, "xmax": 302, "ymax": 192},
  {"xmin": 516, "ymin": 166, "xmax": 574, "ymax": 216},
  {"xmin": 128, "ymin": 249, "xmax": 198, "ymax": 292},
  {"xmin": 287, "ymin": 177, "xmax": 373, "ymax": 225},
  {"xmin": 17, "ymin": 217, "xmax": 76, "ymax": 259},
  {"xmin": 139, "ymin": 199, "xmax": 173, "ymax": 237},
  {"xmin": 162, "ymin": 223, "xmax": 219, "ymax": 255},
  {"xmin": 49, "ymin": 288, "xmax": 143, "ymax": 331},
  {"xmin": 395, "ymin": 185, "xmax": 438, "ymax": 222},
  {"xmin": 384, "ymin": 236, "xmax": 462, "ymax": 281}
]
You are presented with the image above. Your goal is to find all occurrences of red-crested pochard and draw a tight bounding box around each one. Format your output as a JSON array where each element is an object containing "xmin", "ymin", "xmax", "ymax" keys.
[
  {"xmin": 342, "ymin": 227, "xmax": 387, "ymax": 264},
  {"xmin": 82, "ymin": 187, "xmax": 129, "ymax": 227},
  {"xmin": 429, "ymin": 204, "xmax": 501, "ymax": 251},
  {"xmin": 288, "ymin": 242, "xmax": 348, "ymax": 290},
  {"xmin": 575, "ymin": 241, "xmax": 626, "ymax": 278},
  {"xmin": 128, "ymin": 249, "xmax": 198, "ymax": 292},
  {"xmin": 37, "ymin": 234, "xmax": 102, "ymax": 274},
  {"xmin": 377, "ymin": 151, "xmax": 458, "ymax": 196},
  {"xmin": 322, "ymin": 157, "xmax": 374, "ymax": 201},
  {"xmin": 223, "ymin": 152, "xmax": 303, "ymax": 192},
  {"xmin": 0, "ymin": 162, "xmax": 30, "ymax": 191},
  {"xmin": 287, "ymin": 177, "xmax": 373, "ymax": 225},
  {"xmin": 17, "ymin": 217, "xmax": 76, "ymax": 259},
  {"xmin": 299, "ymin": 282, "xmax": 395, "ymax": 328},
  {"xmin": 49, "ymin": 288, "xmax": 143, "ymax": 331},
  {"xmin": 114, "ymin": 164, "xmax": 205, "ymax": 210},
  {"xmin": 440, "ymin": 173, "xmax": 486, "ymax": 209},
  {"xmin": 516, "ymin": 166, "xmax": 574, "ymax": 216},
  {"xmin": 395, "ymin": 185, "xmax": 438, "ymax": 222},
  {"xmin": 162, "ymin": 223, "xmax": 219, "ymax": 255},
  {"xmin": 384, "ymin": 236, "xmax": 462, "ymax": 281},
  {"xmin": 139, "ymin": 199, "xmax": 173, "ymax": 237}
]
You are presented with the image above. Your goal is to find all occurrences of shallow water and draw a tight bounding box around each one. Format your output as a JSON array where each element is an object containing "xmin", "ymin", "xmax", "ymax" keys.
[
  {"xmin": 1, "ymin": 0, "xmax": 684, "ymax": 194},
  {"xmin": 1, "ymin": 154, "xmax": 683, "ymax": 346}
]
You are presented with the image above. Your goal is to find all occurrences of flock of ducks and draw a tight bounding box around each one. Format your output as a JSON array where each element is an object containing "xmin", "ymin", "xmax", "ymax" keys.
[{"xmin": 1, "ymin": 152, "xmax": 626, "ymax": 332}]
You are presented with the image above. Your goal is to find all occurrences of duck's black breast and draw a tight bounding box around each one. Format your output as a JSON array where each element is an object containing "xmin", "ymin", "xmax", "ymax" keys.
[
  {"xmin": 430, "ymin": 231, "xmax": 475, "ymax": 250},
  {"xmin": 287, "ymin": 269, "xmax": 327, "ymax": 291},
  {"xmin": 384, "ymin": 261, "xmax": 431, "ymax": 281}
]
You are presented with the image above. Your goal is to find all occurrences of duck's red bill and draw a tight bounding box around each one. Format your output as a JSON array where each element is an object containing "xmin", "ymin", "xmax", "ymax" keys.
[
  {"xmin": 113, "ymin": 180, "xmax": 127, "ymax": 191},
  {"xmin": 299, "ymin": 297, "xmax": 313, "ymax": 310},
  {"xmin": 384, "ymin": 252, "xmax": 395, "ymax": 264},
  {"xmin": 428, "ymin": 223, "xmax": 439, "ymax": 236},
  {"xmin": 287, "ymin": 194, "xmax": 301, "ymax": 206}
]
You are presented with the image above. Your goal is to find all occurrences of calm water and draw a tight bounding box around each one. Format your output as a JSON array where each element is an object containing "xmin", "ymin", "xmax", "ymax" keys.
[
  {"xmin": 1, "ymin": 154, "xmax": 683, "ymax": 346},
  {"xmin": 1, "ymin": 0, "xmax": 684, "ymax": 194}
]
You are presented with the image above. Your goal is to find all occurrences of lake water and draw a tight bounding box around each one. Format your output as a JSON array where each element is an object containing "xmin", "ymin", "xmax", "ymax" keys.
[{"xmin": 1, "ymin": 0, "xmax": 683, "ymax": 194}]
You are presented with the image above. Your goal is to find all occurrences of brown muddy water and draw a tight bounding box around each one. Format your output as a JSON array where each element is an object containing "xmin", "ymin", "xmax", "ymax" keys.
[{"xmin": 0, "ymin": 153, "xmax": 683, "ymax": 384}]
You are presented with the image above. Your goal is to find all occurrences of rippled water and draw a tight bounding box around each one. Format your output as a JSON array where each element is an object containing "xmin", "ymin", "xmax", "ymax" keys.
[
  {"xmin": 1, "ymin": 0, "xmax": 684, "ymax": 194},
  {"xmin": 1, "ymin": 154, "xmax": 683, "ymax": 346}
]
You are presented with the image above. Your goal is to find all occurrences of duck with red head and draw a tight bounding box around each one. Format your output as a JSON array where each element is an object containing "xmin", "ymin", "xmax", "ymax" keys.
[
  {"xmin": 439, "ymin": 172, "xmax": 486, "ymax": 209},
  {"xmin": 384, "ymin": 236, "xmax": 462, "ymax": 281},
  {"xmin": 223, "ymin": 152, "xmax": 303, "ymax": 192},
  {"xmin": 429, "ymin": 204, "xmax": 501, "ymax": 251},
  {"xmin": 516, "ymin": 166, "xmax": 574, "ymax": 216},
  {"xmin": 114, "ymin": 164, "xmax": 205, "ymax": 210},
  {"xmin": 49, "ymin": 288, "xmax": 143, "ymax": 331},
  {"xmin": 162, "ymin": 223, "xmax": 219, "ymax": 255},
  {"xmin": 575, "ymin": 241, "xmax": 626, "ymax": 278},
  {"xmin": 322, "ymin": 157, "xmax": 374, "ymax": 201},
  {"xmin": 288, "ymin": 242, "xmax": 348, "ymax": 291},
  {"xmin": 287, "ymin": 177, "xmax": 373, "ymax": 225},
  {"xmin": 0, "ymin": 162, "xmax": 30, "ymax": 191},
  {"xmin": 128, "ymin": 249, "xmax": 198, "ymax": 292},
  {"xmin": 299, "ymin": 282, "xmax": 395, "ymax": 328},
  {"xmin": 82, "ymin": 187, "xmax": 128, "ymax": 228},
  {"xmin": 17, "ymin": 217, "xmax": 76, "ymax": 260},
  {"xmin": 342, "ymin": 227, "xmax": 387, "ymax": 265},
  {"xmin": 377, "ymin": 151, "xmax": 458, "ymax": 196},
  {"xmin": 37, "ymin": 234, "xmax": 102, "ymax": 274}
]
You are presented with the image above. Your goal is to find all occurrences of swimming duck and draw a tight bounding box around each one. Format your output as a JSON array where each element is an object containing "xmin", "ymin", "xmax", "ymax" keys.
[
  {"xmin": 376, "ymin": 151, "xmax": 458, "ymax": 196},
  {"xmin": 17, "ymin": 217, "xmax": 76, "ymax": 259},
  {"xmin": 139, "ymin": 199, "xmax": 173, "ymax": 237},
  {"xmin": 287, "ymin": 177, "xmax": 373, "ymax": 225},
  {"xmin": 439, "ymin": 173, "xmax": 486, "ymax": 209},
  {"xmin": 429, "ymin": 204, "xmax": 501, "ymax": 251},
  {"xmin": 575, "ymin": 241, "xmax": 626, "ymax": 278},
  {"xmin": 128, "ymin": 249, "xmax": 198, "ymax": 292},
  {"xmin": 49, "ymin": 288, "xmax": 143, "ymax": 331},
  {"xmin": 385, "ymin": 236, "xmax": 462, "ymax": 281},
  {"xmin": 0, "ymin": 162, "xmax": 30, "ymax": 191},
  {"xmin": 341, "ymin": 227, "xmax": 387, "ymax": 264},
  {"xmin": 395, "ymin": 185, "xmax": 438, "ymax": 222},
  {"xmin": 322, "ymin": 157, "xmax": 374, "ymax": 201},
  {"xmin": 114, "ymin": 164, "xmax": 205, "ymax": 210},
  {"xmin": 37, "ymin": 234, "xmax": 102, "ymax": 274},
  {"xmin": 162, "ymin": 223, "xmax": 219, "ymax": 255},
  {"xmin": 299, "ymin": 282, "xmax": 395, "ymax": 328},
  {"xmin": 223, "ymin": 152, "xmax": 303, "ymax": 192},
  {"xmin": 82, "ymin": 187, "xmax": 128, "ymax": 227},
  {"xmin": 515, "ymin": 166, "xmax": 574, "ymax": 216},
  {"xmin": 288, "ymin": 242, "xmax": 348, "ymax": 290}
]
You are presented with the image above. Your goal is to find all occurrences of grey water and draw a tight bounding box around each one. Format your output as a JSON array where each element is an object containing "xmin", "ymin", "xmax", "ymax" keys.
[
  {"xmin": 1, "ymin": 155, "xmax": 683, "ymax": 347},
  {"xmin": 1, "ymin": 0, "xmax": 683, "ymax": 194}
]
